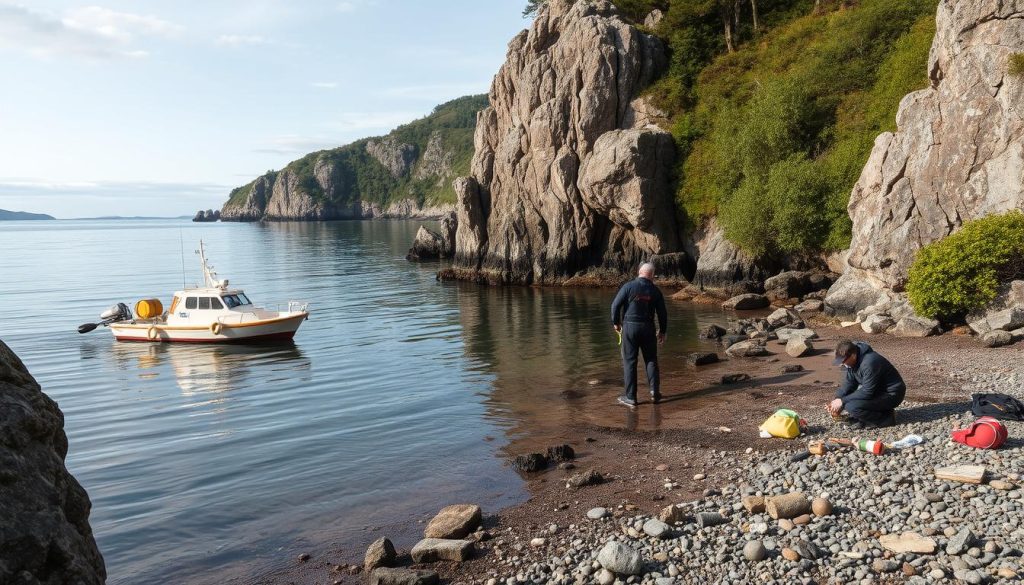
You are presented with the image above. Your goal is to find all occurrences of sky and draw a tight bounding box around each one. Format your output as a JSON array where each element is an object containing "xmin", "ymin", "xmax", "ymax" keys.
[{"xmin": 0, "ymin": 0, "xmax": 527, "ymax": 218}]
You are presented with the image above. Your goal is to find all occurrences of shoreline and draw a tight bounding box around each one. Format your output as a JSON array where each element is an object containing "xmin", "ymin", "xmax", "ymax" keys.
[{"xmin": 256, "ymin": 318, "xmax": 1024, "ymax": 584}]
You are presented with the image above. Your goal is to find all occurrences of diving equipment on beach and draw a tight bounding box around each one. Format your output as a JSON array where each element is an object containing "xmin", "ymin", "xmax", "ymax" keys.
[
  {"xmin": 952, "ymin": 416, "xmax": 1008, "ymax": 449},
  {"xmin": 759, "ymin": 409, "xmax": 803, "ymax": 439}
]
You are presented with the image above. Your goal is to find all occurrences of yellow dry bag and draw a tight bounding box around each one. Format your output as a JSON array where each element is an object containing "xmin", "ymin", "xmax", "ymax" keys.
[{"xmin": 759, "ymin": 408, "xmax": 802, "ymax": 439}]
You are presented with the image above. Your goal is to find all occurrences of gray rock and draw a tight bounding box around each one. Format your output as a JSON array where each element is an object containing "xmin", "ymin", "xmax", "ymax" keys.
[
  {"xmin": 794, "ymin": 299, "xmax": 824, "ymax": 313},
  {"xmin": 643, "ymin": 519, "xmax": 671, "ymax": 539},
  {"xmin": 596, "ymin": 540, "xmax": 643, "ymax": 575},
  {"xmin": 722, "ymin": 294, "xmax": 770, "ymax": 311},
  {"xmin": 861, "ymin": 313, "xmax": 895, "ymax": 334},
  {"xmin": 0, "ymin": 340, "xmax": 106, "ymax": 584},
  {"xmin": 366, "ymin": 138, "xmax": 417, "ymax": 178},
  {"xmin": 892, "ymin": 315, "xmax": 940, "ymax": 337},
  {"xmin": 406, "ymin": 226, "xmax": 447, "ymax": 261},
  {"xmin": 566, "ymin": 469, "xmax": 604, "ymax": 488},
  {"xmin": 369, "ymin": 568, "xmax": 439, "ymax": 585},
  {"xmin": 410, "ymin": 538, "xmax": 474, "ymax": 563},
  {"xmin": 512, "ymin": 453, "xmax": 548, "ymax": 473},
  {"xmin": 699, "ymin": 324, "xmax": 726, "ymax": 339},
  {"xmin": 725, "ymin": 340, "xmax": 769, "ymax": 358},
  {"xmin": 687, "ymin": 352, "xmax": 719, "ymax": 366},
  {"xmin": 365, "ymin": 537, "xmax": 397, "ymax": 572},
  {"xmin": 776, "ymin": 328, "xmax": 817, "ymax": 342},
  {"xmin": 587, "ymin": 507, "xmax": 609, "ymax": 520},
  {"xmin": 982, "ymin": 330, "xmax": 1013, "ymax": 348},
  {"xmin": 743, "ymin": 540, "xmax": 767, "ymax": 562},
  {"xmin": 766, "ymin": 307, "xmax": 802, "ymax": 328},
  {"xmin": 785, "ymin": 338, "xmax": 813, "ymax": 358},
  {"xmin": 946, "ymin": 528, "xmax": 975, "ymax": 556}
]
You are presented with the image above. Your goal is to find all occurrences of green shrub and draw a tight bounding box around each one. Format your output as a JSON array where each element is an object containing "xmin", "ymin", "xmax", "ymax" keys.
[
  {"xmin": 1010, "ymin": 53, "xmax": 1024, "ymax": 76},
  {"xmin": 907, "ymin": 212, "xmax": 1024, "ymax": 321}
]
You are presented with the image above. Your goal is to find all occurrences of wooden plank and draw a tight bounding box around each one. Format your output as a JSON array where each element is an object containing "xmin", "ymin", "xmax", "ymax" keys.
[{"xmin": 934, "ymin": 465, "xmax": 986, "ymax": 484}]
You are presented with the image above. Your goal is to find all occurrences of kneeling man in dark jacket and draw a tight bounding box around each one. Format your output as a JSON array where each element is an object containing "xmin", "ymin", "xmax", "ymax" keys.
[{"xmin": 827, "ymin": 340, "xmax": 906, "ymax": 428}]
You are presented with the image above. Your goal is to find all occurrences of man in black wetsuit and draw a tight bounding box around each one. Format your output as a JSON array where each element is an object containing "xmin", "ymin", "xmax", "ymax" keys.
[
  {"xmin": 610, "ymin": 262, "xmax": 668, "ymax": 408},
  {"xmin": 827, "ymin": 340, "xmax": 906, "ymax": 428}
]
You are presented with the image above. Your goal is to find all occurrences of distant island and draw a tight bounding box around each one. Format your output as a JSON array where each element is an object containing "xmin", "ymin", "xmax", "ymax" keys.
[{"xmin": 0, "ymin": 209, "xmax": 55, "ymax": 221}]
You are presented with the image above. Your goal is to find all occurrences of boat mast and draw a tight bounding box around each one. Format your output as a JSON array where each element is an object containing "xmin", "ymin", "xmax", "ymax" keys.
[{"xmin": 196, "ymin": 240, "xmax": 224, "ymax": 289}]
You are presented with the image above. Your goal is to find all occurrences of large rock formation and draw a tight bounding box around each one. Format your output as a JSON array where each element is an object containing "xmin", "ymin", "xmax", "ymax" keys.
[
  {"xmin": 827, "ymin": 0, "xmax": 1024, "ymax": 315},
  {"xmin": 0, "ymin": 340, "xmax": 106, "ymax": 584},
  {"xmin": 445, "ymin": 0, "xmax": 686, "ymax": 285}
]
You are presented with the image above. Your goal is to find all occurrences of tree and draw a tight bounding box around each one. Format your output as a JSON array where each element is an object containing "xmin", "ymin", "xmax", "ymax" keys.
[
  {"xmin": 523, "ymin": 0, "xmax": 547, "ymax": 17},
  {"xmin": 751, "ymin": 0, "xmax": 760, "ymax": 32}
]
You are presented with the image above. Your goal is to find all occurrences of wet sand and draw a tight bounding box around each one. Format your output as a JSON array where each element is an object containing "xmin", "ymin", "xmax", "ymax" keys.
[{"xmin": 253, "ymin": 315, "xmax": 999, "ymax": 584}]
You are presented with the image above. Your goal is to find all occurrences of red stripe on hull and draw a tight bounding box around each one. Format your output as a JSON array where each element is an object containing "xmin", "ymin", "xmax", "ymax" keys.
[{"xmin": 115, "ymin": 331, "xmax": 297, "ymax": 344}]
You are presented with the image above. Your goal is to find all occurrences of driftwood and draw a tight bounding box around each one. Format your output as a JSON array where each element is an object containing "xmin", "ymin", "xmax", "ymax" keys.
[
  {"xmin": 934, "ymin": 465, "xmax": 986, "ymax": 484},
  {"xmin": 766, "ymin": 492, "xmax": 811, "ymax": 520}
]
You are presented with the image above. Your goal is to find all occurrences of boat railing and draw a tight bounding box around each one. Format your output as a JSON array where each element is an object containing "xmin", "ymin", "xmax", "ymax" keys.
[{"xmin": 215, "ymin": 302, "xmax": 308, "ymax": 325}]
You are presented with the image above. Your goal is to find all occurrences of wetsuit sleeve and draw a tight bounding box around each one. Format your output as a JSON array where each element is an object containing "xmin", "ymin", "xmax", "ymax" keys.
[
  {"xmin": 611, "ymin": 283, "xmax": 629, "ymax": 327},
  {"xmin": 656, "ymin": 289, "xmax": 667, "ymax": 334},
  {"xmin": 841, "ymin": 357, "xmax": 882, "ymax": 405},
  {"xmin": 835, "ymin": 368, "xmax": 857, "ymax": 399}
]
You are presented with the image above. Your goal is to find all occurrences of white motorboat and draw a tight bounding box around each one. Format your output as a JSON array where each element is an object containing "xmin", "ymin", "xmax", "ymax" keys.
[{"xmin": 79, "ymin": 241, "xmax": 309, "ymax": 343}]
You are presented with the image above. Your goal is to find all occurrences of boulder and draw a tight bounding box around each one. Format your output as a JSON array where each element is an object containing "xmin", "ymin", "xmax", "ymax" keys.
[
  {"xmin": 512, "ymin": 453, "xmax": 548, "ymax": 473},
  {"xmin": 823, "ymin": 273, "xmax": 891, "ymax": 318},
  {"xmin": 719, "ymin": 334, "xmax": 748, "ymax": 348},
  {"xmin": 972, "ymin": 306, "xmax": 1024, "ymax": 333},
  {"xmin": 766, "ymin": 308, "xmax": 802, "ymax": 329},
  {"xmin": 424, "ymin": 504, "xmax": 482, "ymax": 539},
  {"xmin": 794, "ymin": 299, "xmax": 824, "ymax": 313},
  {"xmin": 596, "ymin": 540, "xmax": 643, "ymax": 575},
  {"xmin": 722, "ymin": 294, "xmax": 770, "ymax": 311},
  {"xmin": 775, "ymin": 328, "xmax": 817, "ymax": 343},
  {"xmin": 892, "ymin": 315, "xmax": 940, "ymax": 337},
  {"xmin": 764, "ymin": 271, "xmax": 810, "ymax": 302},
  {"xmin": 406, "ymin": 226, "xmax": 447, "ymax": 261},
  {"xmin": 0, "ymin": 341, "xmax": 106, "ymax": 585},
  {"xmin": 410, "ymin": 538, "xmax": 474, "ymax": 563},
  {"xmin": 566, "ymin": 469, "xmax": 604, "ymax": 488},
  {"xmin": 690, "ymin": 217, "xmax": 770, "ymax": 293},
  {"xmin": 861, "ymin": 314, "xmax": 895, "ymax": 334},
  {"xmin": 982, "ymin": 330, "xmax": 1013, "ymax": 348},
  {"xmin": 698, "ymin": 324, "xmax": 726, "ymax": 339},
  {"xmin": 369, "ymin": 568, "xmax": 440, "ymax": 585},
  {"xmin": 687, "ymin": 352, "xmax": 719, "ymax": 366},
  {"xmin": 365, "ymin": 537, "xmax": 397, "ymax": 572},
  {"xmin": 726, "ymin": 340, "xmax": 769, "ymax": 358},
  {"xmin": 785, "ymin": 338, "xmax": 813, "ymax": 358}
]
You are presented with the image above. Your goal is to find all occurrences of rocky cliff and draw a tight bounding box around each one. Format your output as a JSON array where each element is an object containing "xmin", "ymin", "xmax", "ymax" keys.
[
  {"xmin": 221, "ymin": 95, "xmax": 486, "ymax": 222},
  {"xmin": 827, "ymin": 0, "xmax": 1024, "ymax": 315},
  {"xmin": 0, "ymin": 340, "xmax": 106, "ymax": 584},
  {"xmin": 444, "ymin": 0, "xmax": 688, "ymax": 285}
]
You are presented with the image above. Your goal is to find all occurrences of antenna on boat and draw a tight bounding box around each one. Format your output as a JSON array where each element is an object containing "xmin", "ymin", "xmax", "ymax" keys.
[
  {"xmin": 180, "ymin": 228, "xmax": 186, "ymax": 290},
  {"xmin": 196, "ymin": 239, "xmax": 227, "ymax": 289}
]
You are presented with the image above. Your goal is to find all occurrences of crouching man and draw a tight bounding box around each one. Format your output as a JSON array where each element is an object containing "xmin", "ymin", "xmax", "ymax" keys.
[{"xmin": 827, "ymin": 340, "xmax": 905, "ymax": 428}]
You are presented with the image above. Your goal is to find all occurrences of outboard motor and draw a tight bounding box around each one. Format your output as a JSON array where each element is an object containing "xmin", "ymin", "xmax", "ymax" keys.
[{"xmin": 78, "ymin": 303, "xmax": 133, "ymax": 334}]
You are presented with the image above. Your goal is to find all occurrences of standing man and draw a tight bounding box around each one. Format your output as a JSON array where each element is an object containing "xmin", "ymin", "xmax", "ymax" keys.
[
  {"xmin": 827, "ymin": 340, "xmax": 906, "ymax": 428},
  {"xmin": 611, "ymin": 262, "xmax": 668, "ymax": 408}
]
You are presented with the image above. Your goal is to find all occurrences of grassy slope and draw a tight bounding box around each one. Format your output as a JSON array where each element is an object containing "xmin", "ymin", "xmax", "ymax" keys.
[
  {"xmin": 225, "ymin": 94, "xmax": 487, "ymax": 211},
  {"xmin": 619, "ymin": 0, "xmax": 937, "ymax": 259}
]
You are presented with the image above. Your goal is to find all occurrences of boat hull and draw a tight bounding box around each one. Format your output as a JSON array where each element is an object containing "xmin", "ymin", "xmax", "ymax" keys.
[{"xmin": 110, "ymin": 313, "xmax": 307, "ymax": 343}]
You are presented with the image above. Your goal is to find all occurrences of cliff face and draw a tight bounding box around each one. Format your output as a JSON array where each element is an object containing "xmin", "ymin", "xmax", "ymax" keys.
[
  {"xmin": 828, "ymin": 0, "xmax": 1024, "ymax": 313},
  {"xmin": 221, "ymin": 95, "xmax": 486, "ymax": 222},
  {"xmin": 0, "ymin": 340, "xmax": 105, "ymax": 585},
  {"xmin": 447, "ymin": 0, "xmax": 687, "ymax": 285}
]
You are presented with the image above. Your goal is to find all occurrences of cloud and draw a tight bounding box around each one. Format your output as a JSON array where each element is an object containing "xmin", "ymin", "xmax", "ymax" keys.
[
  {"xmin": 215, "ymin": 34, "xmax": 269, "ymax": 47},
  {"xmin": 311, "ymin": 82, "xmax": 338, "ymax": 89},
  {"xmin": 336, "ymin": 0, "xmax": 378, "ymax": 13},
  {"xmin": 0, "ymin": 2, "xmax": 181, "ymax": 60}
]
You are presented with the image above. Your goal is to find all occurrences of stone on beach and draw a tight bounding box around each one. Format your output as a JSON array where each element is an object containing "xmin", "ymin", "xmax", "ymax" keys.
[
  {"xmin": 810, "ymin": 497, "xmax": 832, "ymax": 517},
  {"xmin": 861, "ymin": 313, "xmax": 894, "ymax": 334},
  {"xmin": 879, "ymin": 532, "xmax": 936, "ymax": 554},
  {"xmin": 587, "ymin": 507, "xmax": 609, "ymax": 520},
  {"xmin": 364, "ymin": 537, "xmax": 397, "ymax": 572},
  {"xmin": 892, "ymin": 315, "xmax": 940, "ymax": 337},
  {"xmin": 725, "ymin": 340, "xmax": 769, "ymax": 358},
  {"xmin": 766, "ymin": 308, "xmax": 801, "ymax": 328},
  {"xmin": 775, "ymin": 327, "xmax": 817, "ymax": 342},
  {"xmin": 743, "ymin": 540, "xmax": 767, "ymax": 562},
  {"xmin": 742, "ymin": 496, "xmax": 765, "ymax": 514},
  {"xmin": 785, "ymin": 338, "xmax": 813, "ymax": 357},
  {"xmin": 369, "ymin": 568, "xmax": 439, "ymax": 585},
  {"xmin": 721, "ymin": 373, "xmax": 751, "ymax": 384},
  {"xmin": 659, "ymin": 504, "xmax": 687, "ymax": 524},
  {"xmin": 512, "ymin": 453, "xmax": 548, "ymax": 473},
  {"xmin": 596, "ymin": 540, "xmax": 643, "ymax": 575},
  {"xmin": 766, "ymin": 493, "xmax": 811, "ymax": 520},
  {"xmin": 722, "ymin": 294, "xmax": 769, "ymax": 310},
  {"xmin": 410, "ymin": 538, "xmax": 474, "ymax": 563},
  {"xmin": 424, "ymin": 504, "xmax": 482, "ymax": 539},
  {"xmin": 546, "ymin": 444, "xmax": 575, "ymax": 462},
  {"xmin": 982, "ymin": 330, "xmax": 1013, "ymax": 348},
  {"xmin": 643, "ymin": 519, "xmax": 671, "ymax": 539},
  {"xmin": 566, "ymin": 469, "xmax": 603, "ymax": 489},
  {"xmin": 687, "ymin": 352, "xmax": 719, "ymax": 366},
  {"xmin": 699, "ymin": 324, "xmax": 726, "ymax": 339}
]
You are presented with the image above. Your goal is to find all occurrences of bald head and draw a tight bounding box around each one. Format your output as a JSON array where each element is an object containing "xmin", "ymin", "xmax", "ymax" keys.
[{"xmin": 638, "ymin": 262, "xmax": 655, "ymax": 279}]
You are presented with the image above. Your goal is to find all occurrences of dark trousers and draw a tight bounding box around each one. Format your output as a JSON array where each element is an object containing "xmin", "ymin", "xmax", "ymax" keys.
[
  {"xmin": 621, "ymin": 322, "xmax": 659, "ymax": 401},
  {"xmin": 845, "ymin": 390, "xmax": 905, "ymax": 426}
]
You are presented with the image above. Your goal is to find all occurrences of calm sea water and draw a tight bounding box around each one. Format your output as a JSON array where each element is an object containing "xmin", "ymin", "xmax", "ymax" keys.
[{"xmin": 0, "ymin": 219, "xmax": 727, "ymax": 584}]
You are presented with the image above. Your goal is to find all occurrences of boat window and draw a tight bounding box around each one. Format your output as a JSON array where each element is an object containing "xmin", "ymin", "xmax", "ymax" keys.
[
  {"xmin": 185, "ymin": 297, "xmax": 197, "ymax": 310},
  {"xmin": 222, "ymin": 295, "xmax": 239, "ymax": 308},
  {"xmin": 198, "ymin": 297, "xmax": 211, "ymax": 310},
  {"xmin": 238, "ymin": 293, "xmax": 251, "ymax": 305},
  {"xmin": 210, "ymin": 297, "xmax": 224, "ymax": 310}
]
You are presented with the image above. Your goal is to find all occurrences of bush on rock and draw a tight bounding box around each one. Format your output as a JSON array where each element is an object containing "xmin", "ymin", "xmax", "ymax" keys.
[{"xmin": 907, "ymin": 212, "xmax": 1024, "ymax": 321}]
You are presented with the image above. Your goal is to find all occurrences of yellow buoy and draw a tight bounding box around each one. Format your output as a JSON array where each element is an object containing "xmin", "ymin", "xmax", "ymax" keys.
[
  {"xmin": 135, "ymin": 298, "xmax": 164, "ymax": 319},
  {"xmin": 210, "ymin": 322, "xmax": 223, "ymax": 335}
]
